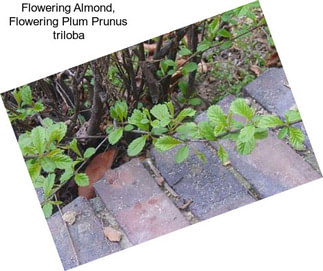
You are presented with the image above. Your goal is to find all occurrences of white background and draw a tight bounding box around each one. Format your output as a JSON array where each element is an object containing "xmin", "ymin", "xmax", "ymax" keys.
[{"xmin": 0, "ymin": 0, "xmax": 322, "ymax": 270}]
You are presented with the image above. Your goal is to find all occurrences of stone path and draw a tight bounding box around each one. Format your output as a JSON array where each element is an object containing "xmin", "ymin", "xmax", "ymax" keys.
[{"xmin": 45, "ymin": 68, "xmax": 321, "ymax": 270}]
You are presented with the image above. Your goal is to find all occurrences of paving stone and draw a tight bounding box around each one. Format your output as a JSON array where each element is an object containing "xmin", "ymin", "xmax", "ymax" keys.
[
  {"xmin": 94, "ymin": 159, "xmax": 189, "ymax": 245},
  {"xmin": 243, "ymin": 67, "xmax": 312, "ymax": 150},
  {"xmin": 196, "ymin": 95, "xmax": 321, "ymax": 198},
  {"xmin": 151, "ymin": 142, "xmax": 255, "ymax": 220},
  {"xmin": 47, "ymin": 197, "xmax": 121, "ymax": 270}
]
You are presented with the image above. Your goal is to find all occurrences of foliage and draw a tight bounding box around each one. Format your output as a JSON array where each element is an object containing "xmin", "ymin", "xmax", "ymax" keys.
[
  {"xmin": 106, "ymin": 98, "xmax": 304, "ymax": 164},
  {"xmin": 19, "ymin": 118, "xmax": 96, "ymax": 217}
]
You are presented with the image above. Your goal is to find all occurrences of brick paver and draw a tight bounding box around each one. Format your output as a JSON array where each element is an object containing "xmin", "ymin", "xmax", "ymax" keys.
[
  {"xmin": 243, "ymin": 68, "xmax": 312, "ymax": 149},
  {"xmin": 151, "ymin": 142, "xmax": 255, "ymax": 220},
  {"xmin": 196, "ymin": 95, "xmax": 321, "ymax": 198},
  {"xmin": 94, "ymin": 159, "xmax": 189, "ymax": 245},
  {"xmin": 47, "ymin": 197, "xmax": 121, "ymax": 270}
]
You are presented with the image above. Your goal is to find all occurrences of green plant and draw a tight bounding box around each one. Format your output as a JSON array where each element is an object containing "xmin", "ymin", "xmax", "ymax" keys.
[
  {"xmin": 106, "ymin": 98, "xmax": 305, "ymax": 165},
  {"xmin": 7, "ymin": 85, "xmax": 44, "ymax": 122},
  {"xmin": 19, "ymin": 118, "xmax": 96, "ymax": 217}
]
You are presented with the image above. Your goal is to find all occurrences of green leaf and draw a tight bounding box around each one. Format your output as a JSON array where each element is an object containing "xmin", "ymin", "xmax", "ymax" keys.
[
  {"xmin": 84, "ymin": 147, "xmax": 96, "ymax": 159},
  {"xmin": 166, "ymin": 101, "xmax": 175, "ymax": 117},
  {"xmin": 13, "ymin": 89, "xmax": 22, "ymax": 107},
  {"xmin": 108, "ymin": 128, "xmax": 123, "ymax": 145},
  {"xmin": 198, "ymin": 121, "xmax": 216, "ymax": 141},
  {"xmin": 195, "ymin": 151, "xmax": 206, "ymax": 163},
  {"xmin": 33, "ymin": 102, "xmax": 44, "ymax": 112},
  {"xmin": 175, "ymin": 145, "xmax": 189, "ymax": 163},
  {"xmin": 189, "ymin": 98, "xmax": 202, "ymax": 106},
  {"xmin": 285, "ymin": 110, "xmax": 301, "ymax": 123},
  {"xmin": 74, "ymin": 173, "xmax": 90, "ymax": 187},
  {"xmin": 18, "ymin": 133, "xmax": 33, "ymax": 156},
  {"xmin": 69, "ymin": 138, "xmax": 81, "ymax": 157},
  {"xmin": 230, "ymin": 98, "xmax": 254, "ymax": 121},
  {"xmin": 114, "ymin": 101, "xmax": 128, "ymax": 121},
  {"xmin": 254, "ymin": 128, "xmax": 269, "ymax": 140},
  {"xmin": 288, "ymin": 127, "xmax": 305, "ymax": 150},
  {"xmin": 124, "ymin": 124, "xmax": 134, "ymax": 131},
  {"xmin": 238, "ymin": 125, "xmax": 255, "ymax": 142},
  {"xmin": 47, "ymin": 122, "xmax": 67, "ymax": 143},
  {"xmin": 197, "ymin": 40, "xmax": 212, "ymax": 52},
  {"xmin": 207, "ymin": 105, "xmax": 227, "ymax": 125},
  {"xmin": 178, "ymin": 47, "xmax": 192, "ymax": 56},
  {"xmin": 49, "ymin": 154, "xmax": 73, "ymax": 169},
  {"xmin": 60, "ymin": 168, "xmax": 74, "ymax": 183},
  {"xmin": 258, "ymin": 115, "xmax": 284, "ymax": 128},
  {"xmin": 278, "ymin": 127, "xmax": 288, "ymax": 139},
  {"xmin": 20, "ymin": 85, "xmax": 32, "ymax": 106},
  {"xmin": 218, "ymin": 28, "xmax": 232, "ymax": 38},
  {"xmin": 220, "ymin": 41, "xmax": 233, "ymax": 50},
  {"xmin": 26, "ymin": 160, "xmax": 41, "ymax": 182},
  {"xmin": 43, "ymin": 173, "xmax": 55, "ymax": 198},
  {"xmin": 128, "ymin": 109, "xmax": 149, "ymax": 131},
  {"xmin": 236, "ymin": 137, "xmax": 256, "ymax": 155},
  {"xmin": 42, "ymin": 202, "xmax": 53, "ymax": 218},
  {"xmin": 174, "ymin": 108, "xmax": 196, "ymax": 123},
  {"xmin": 106, "ymin": 125, "xmax": 114, "ymax": 134},
  {"xmin": 217, "ymin": 145, "xmax": 229, "ymax": 165},
  {"xmin": 182, "ymin": 62, "xmax": 198, "ymax": 75},
  {"xmin": 127, "ymin": 135, "xmax": 147, "ymax": 156},
  {"xmin": 150, "ymin": 104, "xmax": 171, "ymax": 122},
  {"xmin": 176, "ymin": 122, "xmax": 199, "ymax": 139},
  {"xmin": 33, "ymin": 175, "xmax": 45, "ymax": 189},
  {"xmin": 151, "ymin": 127, "xmax": 168, "ymax": 135},
  {"xmin": 42, "ymin": 118, "xmax": 54, "ymax": 127},
  {"xmin": 40, "ymin": 157, "xmax": 56, "ymax": 173},
  {"xmin": 154, "ymin": 136, "xmax": 182, "ymax": 152},
  {"xmin": 178, "ymin": 80, "xmax": 188, "ymax": 96},
  {"xmin": 31, "ymin": 126, "xmax": 46, "ymax": 154}
]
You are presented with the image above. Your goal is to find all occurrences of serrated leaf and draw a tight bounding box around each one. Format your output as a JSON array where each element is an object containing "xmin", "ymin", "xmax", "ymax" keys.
[
  {"xmin": 150, "ymin": 104, "xmax": 171, "ymax": 122},
  {"xmin": 13, "ymin": 89, "xmax": 22, "ymax": 107},
  {"xmin": 69, "ymin": 138, "xmax": 81, "ymax": 157},
  {"xmin": 18, "ymin": 133, "xmax": 33, "ymax": 156},
  {"xmin": 178, "ymin": 47, "xmax": 192, "ymax": 56},
  {"xmin": 175, "ymin": 145, "xmax": 189, "ymax": 163},
  {"xmin": 176, "ymin": 122, "xmax": 199, "ymax": 139},
  {"xmin": 43, "ymin": 173, "xmax": 55, "ymax": 197},
  {"xmin": 26, "ymin": 160, "xmax": 41, "ymax": 182},
  {"xmin": 114, "ymin": 101, "xmax": 128, "ymax": 121},
  {"xmin": 154, "ymin": 136, "xmax": 182, "ymax": 152},
  {"xmin": 197, "ymin": 40, "xmax": 212, "ymax": 52},
  {"xmin": 236, "ymin": 137, "xmax": 256, "ymax": 155},
  {"xmin": 217, "ymin": 145, "xmax": 229, "ymax": 165},
  {"xmin": 31, "ymin": 126, "xmax": 46, "ymax": 154},
  {"xmin": 285, "ymin": 110, "xmax": 301, "ymax": 123},
  {"xmin": 288, "ymin": 127, "xmax": 305, "ymax": 150},
  {"xmin": 20, "ymin": 85, "xmax": 32, "ymax": 106},
  {"xmin": 127, "ymin": 135, "xmax": 147, "ymax": 156},
  {"xmin": 33, "ymin": 101, "xmax": 44, "ymax": 112},
  {"xmin": 84, "ymin": 147, "xmax": 96, "ymax": 159},
  {"xmin": 218, "ymin": 28, "xmax": 232, "ymax": 38},
  {"xmin": 108, "ymin": 128, "xmax": 123, "ymax": 145},
  {"xmin": 238, "ymin": 125, "xmax": 255, "ymax": 142},
  {"xmin": 42, "ymin": 118, "xmax": 53, "ymax": 127},
  {"xmin": 182, "ymin": 62, "xmax": 198, "ymax": 75},
  {"xmin": 189, "ymin": 98, "xmax": 202, "ymax": 106},
  {"xmin": 178, "ymin": 80, "xmax": 188, "ymax": 96},
  {"xmin": 258, "ymin": 115, "xmax": 284, "ymax": 128},
  {"xmin": 230, "ymin": 98, "xmax": 254, "ymax": 121},
  {"xmin": 195, "ymin": 151, "xmax": 206, "ymax": 163},
  {"xmin": 42, "ymin": 202, "xmax": 53, "ymax": 218},
  {"xmin": 50, "ymin": 154, "xmax": 73, "ymax": 169},
  {"xmin": 106, "ymin": 125, "xmax": 114, "ymax": 134},
  {"xmin": 47, "ymin": 122, "xmax": 67, "ymax": 143},
  {"xmin": 174, "ymin": 108, "xmax": 196, "ymax": 123},
  {"xmin": 74, "ymin": 173, "xmax": 90, "ymax": 187},
  {"xmin": 60, "ymin": 168, "xmax": 74, "ymax": 183},
  {"xmin": 128, "ymin": 109, "xmax": 149, "ymax": 131},
  {"xmin": 151, "ymin": 127, "xmax": 168, "ymax": 135},
  {"xmin": 33, "ymin": 175, "xmax": 45, "ymax": 189},
  {"xmin": 254, "ymin": 128, "xmax": 269, "ymax": 140},
  {"xmin": 220, "ymin": 41, "xmax": 233, "ymax": 50},
  {"xmin": 40, "ymin": 157, "xmax": 56, "ymax": 173},
  {"xmin": 278, "ymin": 127, "xmax": 288, "ymax": 139},
  {"xmin": 207, "ymin": 105, "xmax": 227, "ymax": 125},
  {"xmin": 166, "ymin": 101, "xmax": 175, "ymax": 117},
  {"xmin": 124, "ymin": 124, "xmax": 134, "ymax": 131},
  {"xmin": 198, "ymin": 121, "xmax": 216, "ymax": 141}
]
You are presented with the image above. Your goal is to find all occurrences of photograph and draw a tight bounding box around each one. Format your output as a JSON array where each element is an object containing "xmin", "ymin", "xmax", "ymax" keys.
[{"xmin": 1, "ymin": 1, "xmax": 321, "ymax": 269}]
